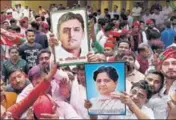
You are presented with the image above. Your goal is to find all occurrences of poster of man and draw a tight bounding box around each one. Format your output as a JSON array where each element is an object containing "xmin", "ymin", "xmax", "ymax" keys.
[
  {"xmin": 51, "ymin": 8, "xmax": 89, "ymax": 65},
  {"xmin": 85, "ymin": 62, "xmax": 126, "ymax": 116}
]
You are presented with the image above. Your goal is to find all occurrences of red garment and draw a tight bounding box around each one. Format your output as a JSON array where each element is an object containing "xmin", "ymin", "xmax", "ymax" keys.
[
  {"xmin": 158, "ymin": 46, "xmax": 176, "ymax": 65},
  {"xmin": 137, "ymin": 55, "xmax": 149, "ymax": 74},
  {"xmin": 104, "ymin": 42, "xmax": 115, "ymax": 49},
  {"xmin": 7, "ymin": 80, "xmax": 51, "ymax": 119},
  {"xmin": 0, "ymin": 28, "xmax": 24, "ymax": 46},
  {"xmin": 107, "ymin": 56, "xmax": 116, "ymax": 62}
]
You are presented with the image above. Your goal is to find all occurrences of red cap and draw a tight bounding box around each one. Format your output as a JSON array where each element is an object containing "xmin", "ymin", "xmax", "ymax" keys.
[
  {"xmin": 106, "ymin": 37, "xmax": 116, "ymax": 44},
  {"xmin": 19, "ymin": 18, "xmax": 28, "ymax": 23},
  {"xmin": 120, "ymin": 29, "xmax": 130, "ymax": 36},
  {"xmin": 146, "ymin": 19, "xmax": 153, "ymax": 25},
  {"xmin": 109, "ymin": 31, "xmax": 120, "ymax": 37},
  {"xmin": 33, "ymin": 95, "xmax": 54, "ymax": 119},
  {"xmin": 104, "ymin": 42, "xmax": 115, "ymax": 49},
  {"xmin": 132, "ymin": 21, "xmax": 140, "ymax": 27},
  {"xmin": 40, "ymin": 21, "xmax": 49, "ymax": 29},
  {"xmin": 158, "ymin": 47, "xmax": 176, "ymax": 65}
]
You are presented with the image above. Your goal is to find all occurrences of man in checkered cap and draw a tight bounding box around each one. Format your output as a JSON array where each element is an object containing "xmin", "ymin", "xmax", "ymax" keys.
[{"xmin": 158, "ymin": 46, "xmax": 176, "ymax": 99}]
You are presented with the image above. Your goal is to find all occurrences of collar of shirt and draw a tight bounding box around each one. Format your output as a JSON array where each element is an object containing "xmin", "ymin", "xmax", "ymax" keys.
[
  {"xmin": 160, "ymin": 80, "xmax": 176, "ymax": 99},
  {"xmin": 127, "ymin": 69, "xmax": 136, "ymax": 77}
]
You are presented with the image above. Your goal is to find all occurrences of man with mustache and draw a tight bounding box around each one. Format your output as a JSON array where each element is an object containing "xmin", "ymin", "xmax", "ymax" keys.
[
  {"xmin": 145, "ymin": 71, "xmax": 168, "ymax": 119},
  {"xmin": 158, "ymin": 46, "xmax": 176, "ymax": 98},
  {"xmin": 119, "ymin": 51, "xmax": 145, "ymax": 84}
]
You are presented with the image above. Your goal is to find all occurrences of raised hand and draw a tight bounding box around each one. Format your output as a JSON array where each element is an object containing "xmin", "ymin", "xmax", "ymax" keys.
[{"xmin": 84, "ymin": 100, "xmax": 92, "ymax": 109}]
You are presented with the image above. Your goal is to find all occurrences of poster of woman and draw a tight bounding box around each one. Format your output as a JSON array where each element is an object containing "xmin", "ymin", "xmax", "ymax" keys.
[{"xmin": 85, "ymin": 62, "xmax": 126, "ymax": 115}]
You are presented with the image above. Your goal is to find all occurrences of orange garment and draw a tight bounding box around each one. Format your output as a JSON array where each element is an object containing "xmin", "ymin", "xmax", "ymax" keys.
[{"xmin": 1, "ymin": 92, "xmax": 17, "ymax": 109}]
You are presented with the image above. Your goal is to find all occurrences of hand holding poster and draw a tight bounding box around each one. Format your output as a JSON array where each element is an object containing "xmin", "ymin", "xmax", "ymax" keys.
[{"xmin": 51, "ymin": 8, "xmax": 89, "ymax": 66}]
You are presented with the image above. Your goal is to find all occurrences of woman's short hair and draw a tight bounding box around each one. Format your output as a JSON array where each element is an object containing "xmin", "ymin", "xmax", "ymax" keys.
[{"xmin": 93, "ymin": 66, "xmax": 118, "ymax": 82}]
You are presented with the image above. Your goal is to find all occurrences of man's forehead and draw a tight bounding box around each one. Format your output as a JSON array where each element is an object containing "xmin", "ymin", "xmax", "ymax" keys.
[
  {"xmin": 146, "ymin": 73, "xmax": 161, "ymax": 81},
  {"xmin": 122, "ymin": 55, "xmax": 133, "ymax": 59},
  {"xmin": 119, "ymin": 42, "xmax": 129, "ymax": 47},
  {"xmin": 163, "ymin": 58, "xmax": 176, "ymax": 63},
  {"xmin": 11, "ymin": 71, "xmax": 23, "ymax": 77},
  {"xmin": 61, "ymin": 19, "xmax": 82, "ymax": 27}
]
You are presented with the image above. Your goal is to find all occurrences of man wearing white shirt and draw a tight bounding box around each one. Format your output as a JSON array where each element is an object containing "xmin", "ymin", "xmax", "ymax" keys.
[
  {"xmin": 142, "ymin": 9, "xmax": 152, "ymax": 23},
  {"xmin": 151, "ymin": 8, "xmax": 165, "ymax": 29},
  {"xmin": 132, "ymin": 3, "xmax": 142, "ymax": 21},
  {"xmin": 162, "ymin": 1, "xmax": 173, "ymax": 21},
  {"xmin": 145, "ymin": 71, "xmax": 168, "ymax": 119},
  {"xmin": 70, "ymin": 65, "xmax": 89, "ymax": 119},
  {"xmin": 111, "ymin": 5, "xmax": 119, "ymax": 19}
]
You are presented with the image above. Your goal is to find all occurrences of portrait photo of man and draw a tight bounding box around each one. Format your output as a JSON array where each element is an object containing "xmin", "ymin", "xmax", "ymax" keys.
[{"xmin": 51, "ymin": 9, "xmax": 89, "ymax": 65}]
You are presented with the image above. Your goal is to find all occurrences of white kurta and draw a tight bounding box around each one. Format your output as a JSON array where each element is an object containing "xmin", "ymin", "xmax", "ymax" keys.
[
  {"xmin": 98, "ymin": 105, "xmax": 154, "ymax": 119},
  {"xmin": 89, "ymin": 95, "xmax": 125, "ymax": 115},
  {"xmin": 70, "ymin": 78, "xmax": 89, "ymax": 119}
]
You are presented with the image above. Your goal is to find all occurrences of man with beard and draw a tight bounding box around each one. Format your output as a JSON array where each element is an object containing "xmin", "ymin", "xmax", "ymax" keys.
[
  {"xmin": 37, "ymin": 49, "xmax": 51, "ymax": 73},
  {"xmin": 119, "ymin": 51, "xmax": 144, "ymax": 84},
  {"xmin": 158, "ymin": 46, "xmax": 176, "ymax": 98},
  {"xmin": 145, "ymin": 71, "xmax": 168, "ymax": 119}
]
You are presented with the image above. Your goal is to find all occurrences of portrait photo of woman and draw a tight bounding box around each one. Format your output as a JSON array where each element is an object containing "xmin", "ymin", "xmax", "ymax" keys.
[{"xmin": 85, "ymin": 62, "xmax": 126, "ymax": 115}]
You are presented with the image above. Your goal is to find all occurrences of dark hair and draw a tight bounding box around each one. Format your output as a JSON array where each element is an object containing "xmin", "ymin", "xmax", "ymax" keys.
[
  {"xmin": 25, "ymin": 29, "xmax": 35, "ymax": 35},
  {"xmin": 93, "ymin": 66, "xmax": 118, "ymax": 82},
  {"xmin": 8, "ymin": 46, "xmax": 19, "ymax": 53},
  {"xmin": 147, "ymin": 71, "xmax": 165, "ymax": 92},
  {"xmin": 98, "ymin": 18, "xmax": 106, "ymax": 27},
  {"xmin": 119, "ymin": 51, "xmax": 136, "ymax": 61},
  {"xmin": 9, "ymin": 69, "xmax": 25, "ymax": 80},
  {"xmin": 131, "ymin": 80, "xmax": 152, "ymax": 99},
  {"xmin": 97, "ymin": 9, "xmax": 101, "ymax": 13},
  {"xmin": 41, "ymin": 16, "xmax": 45, "ymax": 21},
  {"xmin": 10, "ymin": 18, "xmax": 17, "ymax": 24},
  {"xmin": 104, "ymin": 8, "xmax": 109, "ymax": 11},
  {"xmin": 37, "ymin": 49, "xmax": 51, "ymax": 64},
  {"xmin": 119, "ymin": 21, "xmax": 128, "ymax": 29},
  {"xmin": 31, "ymin": 21, "xmax": 40, "ymax": 30},
  {"xmin": 117, "ymin": 40, "xmax": 131, "ymax": 48},
  {"xmin": 11, "ymin": 25, "xmax": 21, "ymax": 33},
  {"xmin": 35, "ymin": 15, "xmax": 40, "ymax": 20}
]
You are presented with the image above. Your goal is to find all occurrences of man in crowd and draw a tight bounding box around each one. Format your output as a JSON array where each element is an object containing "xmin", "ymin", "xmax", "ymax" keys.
[
  {"xmin": 5, "ymin": 69, "xmax": 30, "ymax": 94},
  {"xmin": 159, "ymin": 46, "xmax": 176, "ymax": 98},
  {"xmin": 119, "ymin": 51, "xmax": 144, "ymax": 84},
  {"xmin": 18, "ymin": 29, "xmax": 43, "ymax": 70},
  {"xmin": 31, "ymin": 21, "xmax": 48, "ymax": 48},
  {"xmin": 2, "ymin": 46, "xmax": 28, "ymax": 84},
  {"xmin": 145, "ymin": 71, "xmax": 168, "ymax": 119}
]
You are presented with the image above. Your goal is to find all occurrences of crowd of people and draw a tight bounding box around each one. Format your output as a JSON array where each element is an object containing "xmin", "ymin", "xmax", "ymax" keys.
[{"xmin": 1, "ymin": 1, "xmax": 176, "ymax": 119}]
